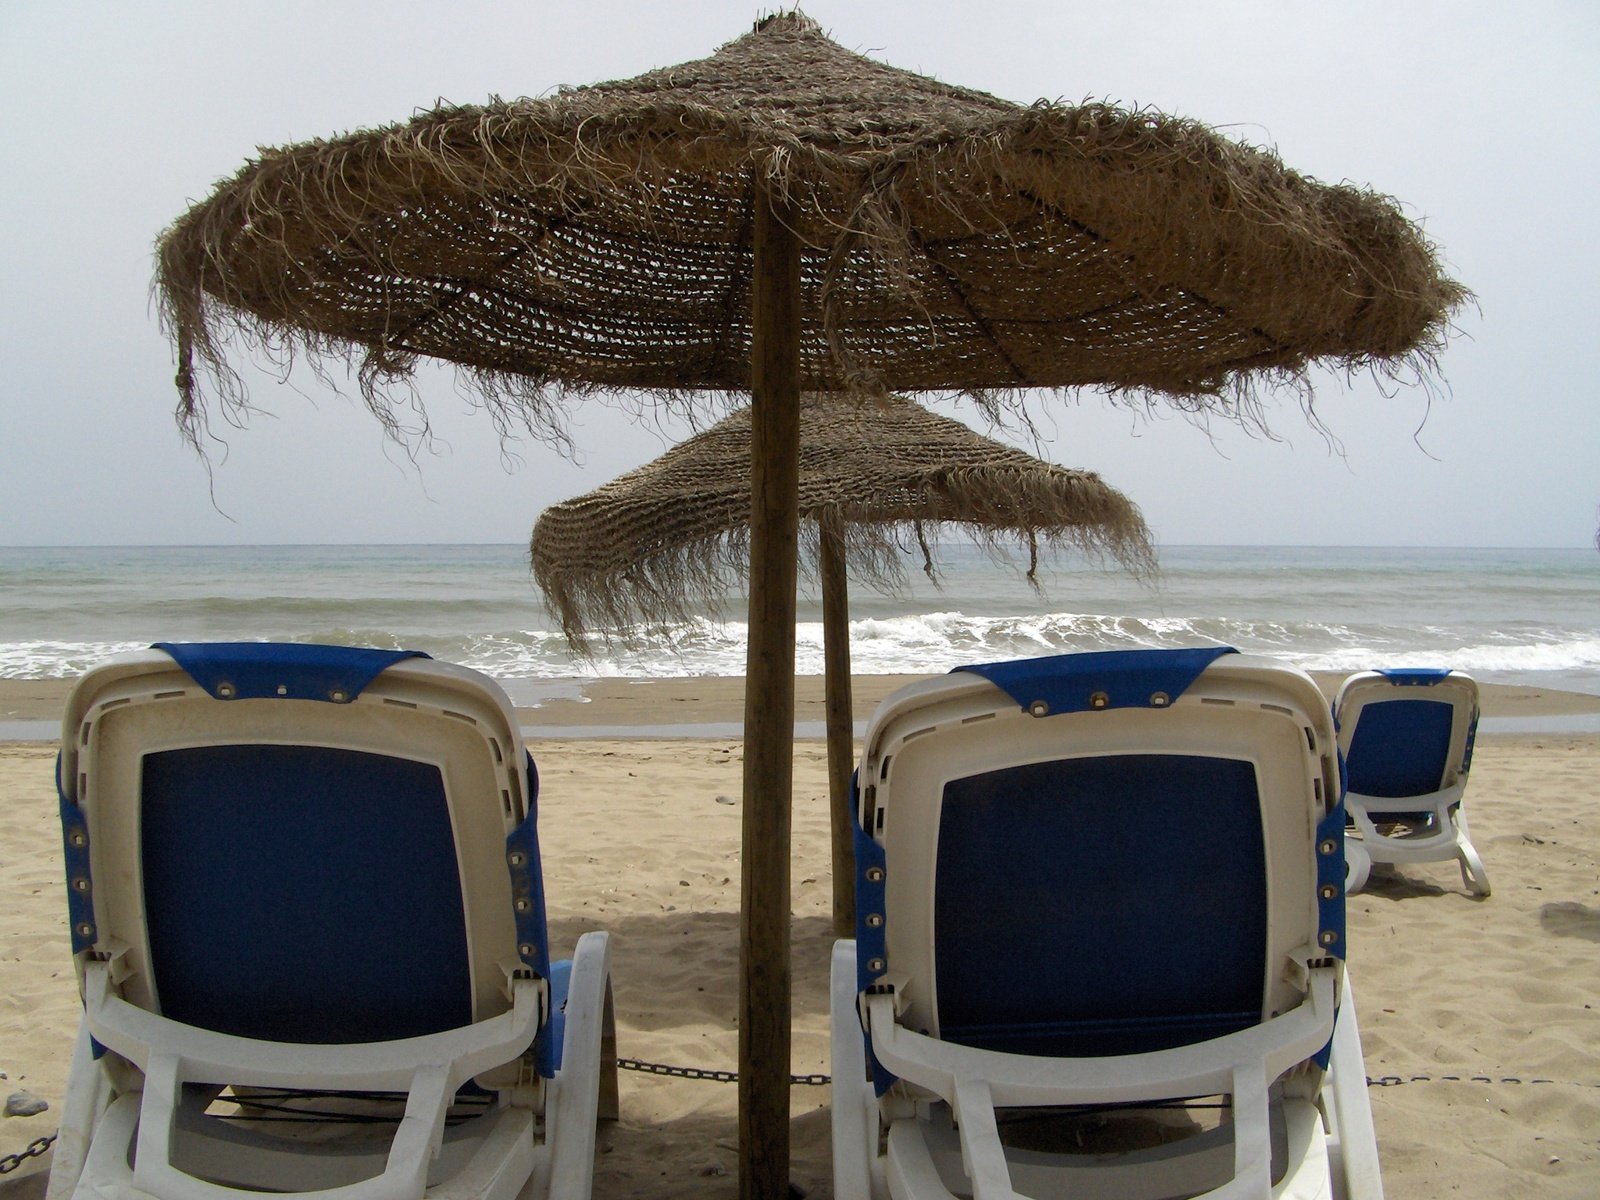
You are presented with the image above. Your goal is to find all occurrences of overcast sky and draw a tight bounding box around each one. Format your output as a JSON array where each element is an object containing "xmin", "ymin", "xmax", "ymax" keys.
[{"xmin": 3, "ymin": 1, "xmax": 1596, "ymax": 548}]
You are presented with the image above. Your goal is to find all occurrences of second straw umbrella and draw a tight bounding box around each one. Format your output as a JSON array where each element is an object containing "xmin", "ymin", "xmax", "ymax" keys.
[{"xmin": 531, "ymin": 393, "xmax": 1156, "ymax": 933}]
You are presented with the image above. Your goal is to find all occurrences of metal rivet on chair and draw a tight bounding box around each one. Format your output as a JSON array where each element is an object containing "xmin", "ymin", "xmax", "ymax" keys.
[
  {"xmin": 867, "ymin": 957, "xmax": 885, "ymax": 974},
  {"xmin": 515, "ymin": 898, "xmax": 531, "ymax": 912},
  {"xmin": 76, "ymin": 923, "xmax": 94, "ymax": 939},
  {"xmin": 519, "ymin": 943, "xmax": 535, "ymax": 958},
  {"xmin": 329, "ymin": 688, "xmax": 348, "ymax": 702},
  {"xmin": 1319, "ymin": 883, "xmax": 1339, "ymax": 900},
  {"xmin": 1318, "ymin": 838, "xmax": 1338, "ymax": 856},
  {"xmin": 1028, "ymin": 699, "xmax": 1050, "ymax": 717},
  {"xmin": 865, "ymin": 866, "xmax": 884, "ymax": 883},
  {"xmin": 276, "ymin": 684, "xmax": 289, "ymax": 696},
  {"xmin": 509, "ymin": 851, "xmax": 527, "ymax": 867},
  {"xmin": 1089, "ymin": 691, "xmax": 1109, "ymax": 710},
  {"xmin": 70, "ymin": 832, "xmax": 87, "ymax": 847},
  {"xmin": 1150, "ymin": 691, "xmax": 1170, "ymax": 707},
  {"xmin": 217, "ymin": 682, "xmax": 236, "ymax": 699},
  {"xmin": 71, "ymin": 876, "xmax": 90, "ymax": 893},
  {"xmin": 865, "ymin": 913, "xmax": 884, "ymax": 928},
  {"xmin": 1319, "ymin": 929, "xmax": 1340, "ymax": 946}
]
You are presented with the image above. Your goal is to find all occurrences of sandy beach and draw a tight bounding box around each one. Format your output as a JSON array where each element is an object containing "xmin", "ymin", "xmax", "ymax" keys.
[{"xmin": 3, "ymin": 675, "xmax": 1598, "ymax": 1197}]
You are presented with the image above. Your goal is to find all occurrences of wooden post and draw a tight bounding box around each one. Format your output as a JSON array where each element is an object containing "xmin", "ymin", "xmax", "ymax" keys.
[
  {"xmin": 740, "ymin": 175, "xmax": 801, "ymax": 1200},
  {"xmin": 819, "ymin": 511, "xmax": 857, "ymax": 937}
]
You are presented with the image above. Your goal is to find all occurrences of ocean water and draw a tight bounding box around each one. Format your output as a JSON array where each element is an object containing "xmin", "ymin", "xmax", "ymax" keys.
[{"xmin": 1, "ymin": 543, "xmax": 1596, "ymax": 698}]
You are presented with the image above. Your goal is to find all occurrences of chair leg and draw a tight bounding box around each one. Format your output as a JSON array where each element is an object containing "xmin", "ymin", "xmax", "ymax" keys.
[
  {"xmin": 949, "ymin": 1079, "xmax": 1020, "ymax": 1200},
  {"xmin": 44, "ymin": 1021, "xmax": 108, "ymax": 1200},
  {"xmin": 548, "ymin": 931, "xmax": 615, "ymax": 1200},
  {"xmin": 1325, "ymin": 982, "xmax": 1384, "ymax": 1200},
  {"xmin": 830, "ymin": 940, "xmax": 879, "ymax": 1200},
  {"xmin": 1457, "ymin": 842, "xmax": 1491, "ymax": 897},
  {"xmin": 1449, "ymin": 807, "xmax": 1490, "ymax": 897}
]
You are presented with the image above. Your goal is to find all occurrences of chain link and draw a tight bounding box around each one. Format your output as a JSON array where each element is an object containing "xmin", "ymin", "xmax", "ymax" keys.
[
  {"xmin": 4, "ymin": 1071, "xmax": 1581, "ymax": 1172},
  {"xmin": 0, "ymin": 1134, "xmax": 56, "ymax": 1175},
  {"xmin": 1367, "ymin": 1074, "xmax": 1599, "ymax": 1089},
  {"xmin": 616, "ymin": 1058, "xmax": 1600, "ymax": 1093},
  {"xmin": 618, "ymin": 1057, "xmax": 830, "ymax": 1087}
]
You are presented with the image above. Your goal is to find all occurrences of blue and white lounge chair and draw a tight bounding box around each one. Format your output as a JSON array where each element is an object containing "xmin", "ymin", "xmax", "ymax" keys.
[
  {"xmin": 830, "ymin": 648, "xmax": 1382, "ymax": 1200},
  {"xmin": 1334, "ymin": 669, "xmax": 1488, "ymax": 897},
  {"xmin": 49, "ymin": 643, "xmax": 616, "ymax": 1200}
]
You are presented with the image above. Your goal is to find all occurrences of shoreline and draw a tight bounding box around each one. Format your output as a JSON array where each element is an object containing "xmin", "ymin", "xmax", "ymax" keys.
[{"xmin": 4, "ymin": 672, "xmax": 1599, "ymax": 739}]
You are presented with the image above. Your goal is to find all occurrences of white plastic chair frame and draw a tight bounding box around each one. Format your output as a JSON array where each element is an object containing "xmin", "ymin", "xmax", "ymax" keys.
[
  {"xmin": 48, "ymin": 649, "xmax": 615, "ymax": 1200},
  {"xmin": 1335, "ymin": 671, "xmax": 1488, "ymax": 896},
  {"xmin": 831, "ymin": 655, "xmax": 1383, "ymax": 1200}
]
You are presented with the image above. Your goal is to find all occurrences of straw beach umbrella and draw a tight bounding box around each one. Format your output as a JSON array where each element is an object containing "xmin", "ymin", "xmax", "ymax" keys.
[
  {"xmin": 531, "ymin": 392, "xmax": 1156, "ymax": 934},
  {"xmin": 156, "ymin": 14, "xmax": 1464, "ymax": 1193}
]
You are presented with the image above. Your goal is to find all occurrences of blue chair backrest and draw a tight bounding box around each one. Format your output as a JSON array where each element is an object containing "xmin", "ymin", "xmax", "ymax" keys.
[
  {"xmin": 1345, "ymin": 698, "xmax": 1454, "ymax": 799},
  {"xmin": 933, "ymin": 752, "xmax": 1266, "ymax": 1058},
  {"xmin": 141, "ymin": 742, "xmax": 473, "ymax": 1044}
]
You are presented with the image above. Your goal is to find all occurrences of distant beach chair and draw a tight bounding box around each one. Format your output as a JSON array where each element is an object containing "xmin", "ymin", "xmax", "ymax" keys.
[
  {"xmin": 1335, "ymin": 668, "xmax": 1489, "ymax": 896},
  {"xmin": 830, "ymin": 647, "xmax": 1382, "ymax": 1200},
  {"xmin": 50, "ymin": 642, "xmax": 616, "ymax": 1200}
]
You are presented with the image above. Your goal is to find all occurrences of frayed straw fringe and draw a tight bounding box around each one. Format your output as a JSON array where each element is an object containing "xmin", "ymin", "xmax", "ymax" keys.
[
  {"xmin": 530, "ymin": 393, "xmax": 1154, "ymax": 647},
  {"xmin": 156, "ymin": 12, "xmax": 1466, "ymax": 453}
]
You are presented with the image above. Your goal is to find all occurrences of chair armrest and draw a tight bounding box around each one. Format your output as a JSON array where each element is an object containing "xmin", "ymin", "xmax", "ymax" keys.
[
  {"xmin": 866, "ymin": 964, "xmax": 1338, "ymax": 1110},
  {"xmin": 82, "ymin": 960, "xmax": 542, "ymax": 1092}
]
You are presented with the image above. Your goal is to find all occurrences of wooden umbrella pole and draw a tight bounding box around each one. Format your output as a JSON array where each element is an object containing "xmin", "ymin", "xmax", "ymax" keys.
[
  {"xmin": 739, "ymin": 174, "xmax": 801, "ymax": 1200},
  {"xmin": 819, "ymin": 510, "xmax": 857, "ymax": 936}
]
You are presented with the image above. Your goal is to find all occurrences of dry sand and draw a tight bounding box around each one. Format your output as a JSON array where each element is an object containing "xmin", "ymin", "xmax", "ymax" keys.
[{"xmin": 3, "ymin": 675, "xmax": 1598, "ymax": 1197}]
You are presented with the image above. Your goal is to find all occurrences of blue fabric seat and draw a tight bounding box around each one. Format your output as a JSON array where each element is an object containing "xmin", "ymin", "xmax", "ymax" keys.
[
  {"xmin": 934, "ymin": 754, "xmax": 1265, "ymax": 1059},
  {"xmin": 141, "ymin": 743, "xmax": 472, "ymax": 1044}
]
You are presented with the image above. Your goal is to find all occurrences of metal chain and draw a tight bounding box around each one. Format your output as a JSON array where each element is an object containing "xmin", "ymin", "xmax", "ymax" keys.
[
  {"xmin": 4, "ymin": 1072, "xmax": 1583, "ymax": 1169},
  {"xmin": 1368, "ymin": 1074, "xmax": 1600, "ymax": 1089},
  {"xmin": 0, "ymin": 1134, "xmax": 56, "ymax": 1175},
  {"xmin": 616, "ymin": 1058, "xmax": 1600, "ymax": 1092},
  {"xmin": 618, "ymin": 1057, "xmax": 830, "ymax": 1087}
]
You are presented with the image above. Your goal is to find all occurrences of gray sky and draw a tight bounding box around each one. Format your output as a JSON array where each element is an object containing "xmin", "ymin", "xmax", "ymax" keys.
[{"xmin": 3, "ymin": 1, "xmax": 1596, "ymax": 548}]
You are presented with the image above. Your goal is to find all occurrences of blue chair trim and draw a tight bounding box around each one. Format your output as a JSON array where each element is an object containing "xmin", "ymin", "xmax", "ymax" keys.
[
  {"xmin": 954, "ymin": 647, "xmax": 1238, "ymax": 717},
  {"xmin": 60, "ymin": 753, "xmax": 111, "ymax": 1064},
  {"xmin": 58, "ymin": 752, "xmax": 97, "ymax": 956},
  {"xmin": 853, "ymin": 807, "xmax": 888, "ymax": 994},
  {"xmin": 1311, "ymin": 797, "xmax": 1347, "ymax": 1071},
  {"xmin": 508, "ymin": 752, "xmax": 557, "ymax": 1077},
  {"xmin": 1315, "ymin": 800, "xmax": 1347, "ymax": 963},
  {"xmin": 543, "ymin": 959, "xmax": 572, "ymax": 1076},
  {"xmin": 851, "ymin": 774, "xmax": 898, "ymax": 1096},
  {"xmin": 152, "ymin": 642, "xmax": 429, "ymax": 703},
  {"xmin": 506, "ymin": 815, "xmax": 552, "ymax": 980},
  {"xmin": 1314, "ymin": 1033, "xmax": 1335, "ymax": 1071},
  {"xmin": 1376, "ymin": 668, "xmax": 1453, "ymax": 687}
]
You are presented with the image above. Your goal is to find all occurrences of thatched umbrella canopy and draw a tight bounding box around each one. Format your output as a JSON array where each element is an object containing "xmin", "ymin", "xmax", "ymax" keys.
[
  {"xmin": 532, "ymin": 392, "xmax": 1155, "ymax": 934},
  {"xmin": 154, "ymin": 14, "xmax": 1464, "ymax": 1194},
  {"xmin": 532, "ymin": 394, "xmax": 1154, "ymax": 641},
  {"xmin": 159, "ymin": 15, "xmax": 1462, "ymax": 432}
]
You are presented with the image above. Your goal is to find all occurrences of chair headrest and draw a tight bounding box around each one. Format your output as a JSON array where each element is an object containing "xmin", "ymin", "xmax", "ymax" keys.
[
  {"xmin": 153, "ymin": 642, "xmax": 429, "ymax": 703},
  {"xmin": 953, "ymin": 647, "xmax": 1238, "ymax": 717},
  {"xmin": 1375, "ymin": 668, "xmax": 1455, "ymax": 687}
]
